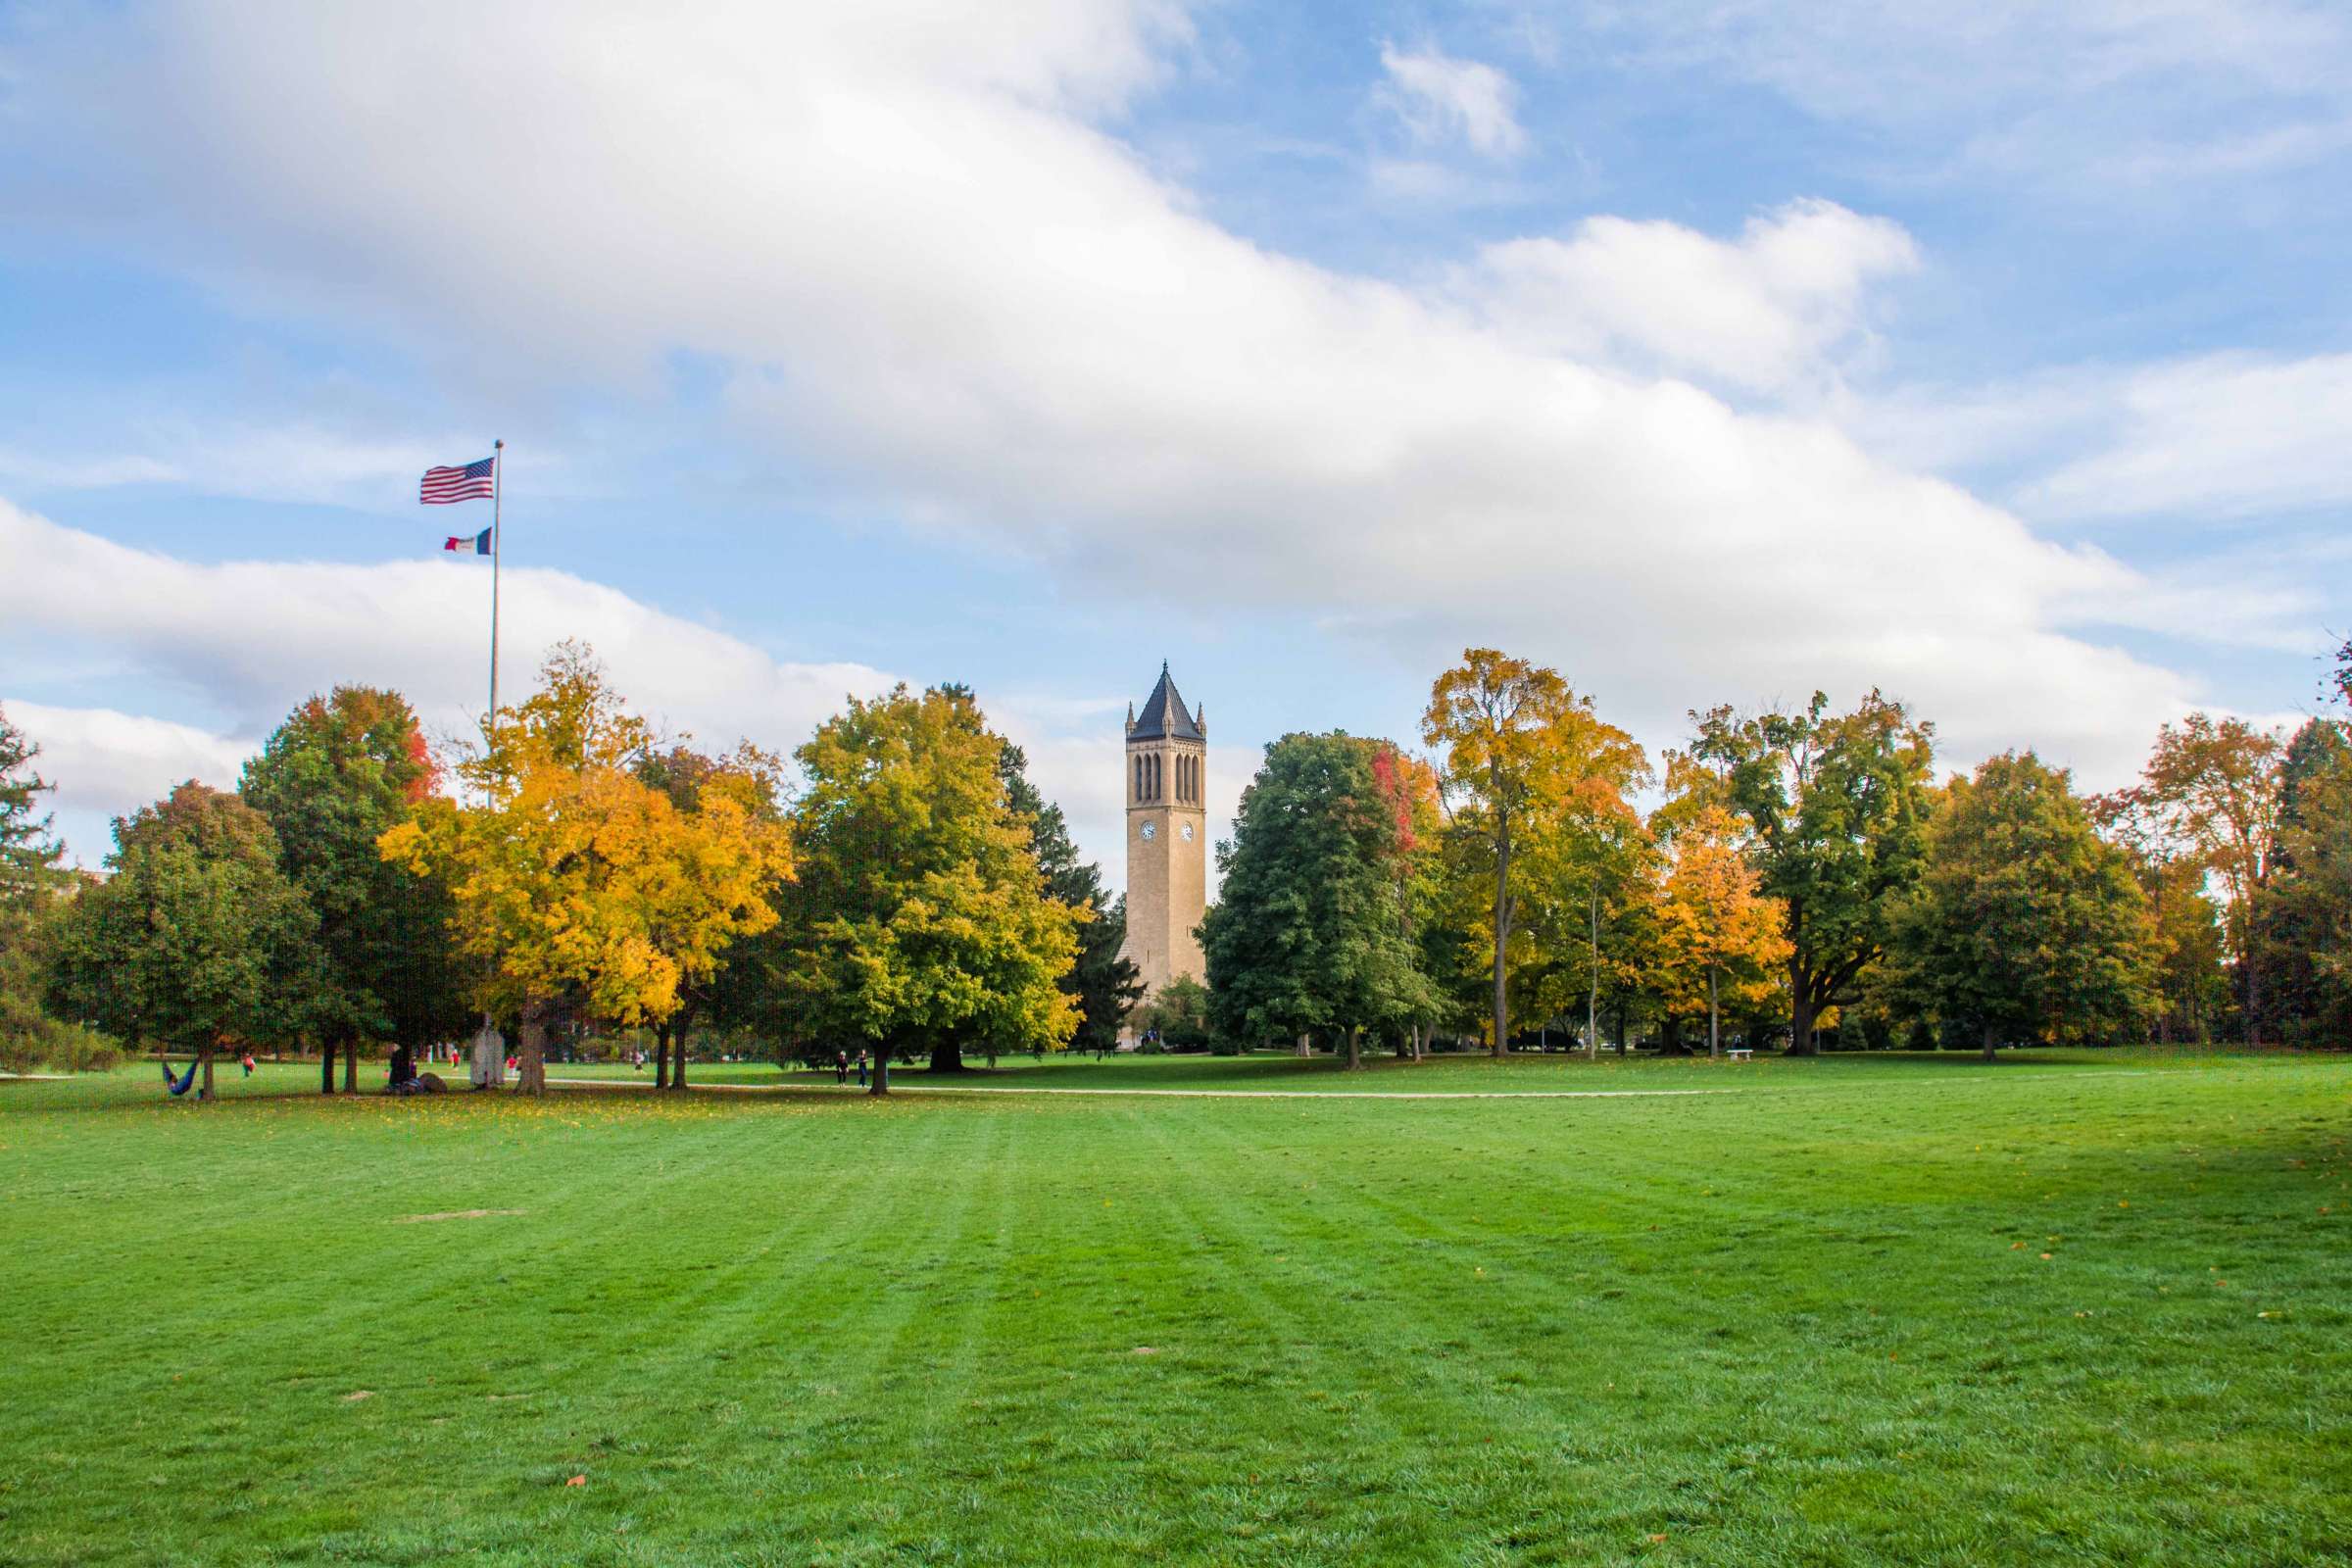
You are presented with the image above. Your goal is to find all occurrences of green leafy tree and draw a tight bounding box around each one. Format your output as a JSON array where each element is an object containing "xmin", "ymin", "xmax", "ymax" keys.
[
  {"xmin": 1886, "ymin": 753, "xmax": 2158, "ymax": 1059},
  {"xmin": 1685, "ymin": 692, "xmax": 1934, "ymax": 1054},
  {"xmin": 0, "ymin": 707, "xmax": 73, "ymax": 1069},
  {"xmin": 240, "ymin": 687, "xmax": 469, "ymax": 1093},
  {"xmin": 771, "ymin": 685, "xmax": 1082, "ymax": 1093},
  {"xmin": 1201, "ymin": 732, "xmax": 1438, "ymax": 1067},
  {"xmin": 46, "ymin": 783, "xmax": 318, "ymax": 1099}
]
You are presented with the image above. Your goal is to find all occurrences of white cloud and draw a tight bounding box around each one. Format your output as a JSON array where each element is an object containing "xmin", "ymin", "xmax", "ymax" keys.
[
  {"xmin": 0, "ymin": 498, "xmax": 895, "ymax": 855},
  {"xmin": 1573, "ymin": 1, "xmax": 2352, "ymax": 194},
  {"xmin": 0, "ymin": 700, "xmax": 256, "ymax": 864},
  {"xmin": 2018, "ymin": 353, "xmax": 2352, "ymax": 522},
  {"xmin": 1458, "ymin": 199, "xmax": 1920, "ymax": 394},
  {"xmin": 0, "ymin": 3, "xmax": 2267, "ymax": 804},
  {"xmin": 0, "ymin": 426, "xmax": 496, "ymax": 509},
  {"xmin": 0, "ymin": 499, "xmax": 1167, "ymax": 883},
  {"xmin": 1376, "ymin": 41, "xmax": 1528, "ymax": 159}
]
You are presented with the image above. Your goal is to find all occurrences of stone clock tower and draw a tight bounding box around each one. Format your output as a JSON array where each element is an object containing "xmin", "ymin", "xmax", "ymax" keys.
[{"xmin": 1122, "ymin": 662, "xmax": 1207, "ymax": 1003}]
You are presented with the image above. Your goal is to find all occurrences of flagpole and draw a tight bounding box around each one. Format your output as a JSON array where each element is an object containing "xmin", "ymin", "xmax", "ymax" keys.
[
  {"xmin": 481, "ymin": 438, "xmax": 505, "ymax": 1087},
  {"xmin": 488, "ymin": 438, "xmax": 503, "ymax": 741}
]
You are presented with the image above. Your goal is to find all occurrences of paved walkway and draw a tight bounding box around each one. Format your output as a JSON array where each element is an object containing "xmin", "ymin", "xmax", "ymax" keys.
[{"xmin": 547, "ymin": 1076, "xmax": 1735, "ymax": 1102}]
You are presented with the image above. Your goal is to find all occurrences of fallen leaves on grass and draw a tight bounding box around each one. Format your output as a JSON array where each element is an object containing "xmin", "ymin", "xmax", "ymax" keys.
[
  {"xmin": 397, "ymin": 1208, "xmax": 526, "ymax": 1223},
  {"xmin": 566, "ymin": 1474, "xmax": 587, "ymax": 1487},
  {"xmin": 342, "ymin": 1391, "xmax": 372, "ymax": 1402}
]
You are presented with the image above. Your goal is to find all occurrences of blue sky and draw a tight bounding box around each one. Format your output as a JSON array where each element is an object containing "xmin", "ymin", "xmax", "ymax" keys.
[{"xmin": 2, "ymin": 2, "xmax": 2347, "ymax": 887}]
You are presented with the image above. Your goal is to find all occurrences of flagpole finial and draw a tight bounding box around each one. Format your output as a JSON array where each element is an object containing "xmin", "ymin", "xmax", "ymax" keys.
[{"xmin": 494, "ymin": 437, "xmax": 504, "ymax": 450}]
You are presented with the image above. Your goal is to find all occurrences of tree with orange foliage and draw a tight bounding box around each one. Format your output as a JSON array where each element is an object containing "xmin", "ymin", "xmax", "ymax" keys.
[
  {"xmin": 1653, "ymin": 806, "xmax": 1790, "ymax": 1056},
  {"xmin": 1370, "ymin": 742, "xmax": 1457, "ymax": 1056}
]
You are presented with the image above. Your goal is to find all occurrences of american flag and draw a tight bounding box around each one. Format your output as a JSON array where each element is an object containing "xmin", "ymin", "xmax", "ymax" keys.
[{"xmin": 419, "ymin": 456, "xmax": 496, "ymax": 504}]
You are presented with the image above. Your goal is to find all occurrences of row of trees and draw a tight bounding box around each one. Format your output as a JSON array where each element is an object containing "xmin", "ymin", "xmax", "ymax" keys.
[
  {"xmin": 3, "ymin": 646, "xmax": 1139, "ymax": 1097},
  {"xmin": 1200, "ymin": 642, "xmax": 2352, "ymax": 1062},
  {"xmin": 4, "ymin": 637, "xmax": 2344, "ymax": 1088}
]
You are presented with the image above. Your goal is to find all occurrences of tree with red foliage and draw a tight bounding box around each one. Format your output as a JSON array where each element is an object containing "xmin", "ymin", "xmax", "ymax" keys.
[{"xmin": 241, "ymin": 687, "xmax": 470, "ymax": 1090}]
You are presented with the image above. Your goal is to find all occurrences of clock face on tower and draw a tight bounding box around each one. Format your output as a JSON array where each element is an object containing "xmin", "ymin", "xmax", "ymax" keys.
[
  {"xmin": 1140, "ymin": 821, "xmax": 1156, "ymax": 840},
  {"xmin": 1180, "ymin": 821, "xmax": 1195, "ymax": 841}
]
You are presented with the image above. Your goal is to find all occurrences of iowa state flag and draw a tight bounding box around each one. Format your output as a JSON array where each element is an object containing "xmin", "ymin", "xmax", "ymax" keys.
[{"xmin": 443, "ymin": 527, "xmax": 493, "ymax": 557}]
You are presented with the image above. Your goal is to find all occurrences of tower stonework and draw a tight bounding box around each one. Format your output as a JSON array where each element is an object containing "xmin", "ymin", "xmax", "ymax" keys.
[{"xmin": 1121, "ymin": 662, "xmax": 1207, "ymax": 1006}]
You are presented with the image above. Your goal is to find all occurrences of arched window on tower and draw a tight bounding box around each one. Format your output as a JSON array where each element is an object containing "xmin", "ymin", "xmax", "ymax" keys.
[{"xmin": 1134, "ymin": 754, "xmax": 1144, "ymax": 803}]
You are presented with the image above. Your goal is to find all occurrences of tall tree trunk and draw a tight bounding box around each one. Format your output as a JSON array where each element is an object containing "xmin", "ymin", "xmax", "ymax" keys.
[
  {"xmin": 654, "ymin": 1022, "xmax": 670, "ymax": 1089},
  {"xmin": 1786, "ymin": 949, "xmax": 1818, "ymax": 1056},
  {"xmin": 320, "ymin": 1039, "xmax": 336, "ymax": 1095},
  {"xmin": 1660, "ymin": 1014, "xmax": 1687, "ymax": 1056},
  {"xmin": 1708, "ymin": 965, "xmax": 1721, "ymax": 1058},
  {"xmin": 670, "ymin": 1017, "xmax": 689, "ymax": 1091},
  {"xmin": 1587, "ymin": 883, "xmax": 1600, "ymax": 1057},
  {"xmin": 929, "ymin": 1041, "xmax": 963, "ymax": 1073},
  {"xmin": 1492, "ymin": 810, "xmax": 1512, "ymax": 1058},
  {"xmin": 1346, "ymin": 1027, "xmax": 1362, "ymax": 1070},
  {"xmin": 199, "ymin": 1049, "xmax": 215, "ymax": 1102},
  {"xmin": 343, "ymin": 1040, "xmax": 359, "ymax": 1093},
  {"xmin": 868, "ymin": 1045, "xmax": 890, "ymax": 1096},
  {"xmin": 518, "ymin": 1004, "xmax": 548, "ymax": 1095},
  {"xmin": 1981, "ymin": 1020, "xmax": 1998, "ymax": 1063},
  {"xmin": 2245, "ymin": 953, "xmax": 2263, "ymax": 1047},
  {"xmin": 1614, "ymin": 1004, "xmax": 1629, "ymax": 1055},
  {"xmin": 1296, "ymin": 1033, "xmax": 1311, "ymax": 1057}
]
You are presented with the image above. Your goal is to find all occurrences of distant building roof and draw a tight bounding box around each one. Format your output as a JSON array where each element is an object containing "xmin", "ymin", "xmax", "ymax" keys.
[{"xmin": 1131, "ymin": 662, "xmax": 1202, "ymax": 741}]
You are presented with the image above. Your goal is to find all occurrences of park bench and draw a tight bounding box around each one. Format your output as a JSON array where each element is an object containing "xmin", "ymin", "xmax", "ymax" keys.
[{"xmin": 1725, "ymin": 1048, "xmax": 1753, "ymax": 1061}]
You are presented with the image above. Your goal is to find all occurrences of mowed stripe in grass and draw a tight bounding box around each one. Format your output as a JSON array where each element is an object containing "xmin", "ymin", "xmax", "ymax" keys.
[{"xmin": 0, "ymin": 1053, "xmax": 2347, "ymax": 1565}]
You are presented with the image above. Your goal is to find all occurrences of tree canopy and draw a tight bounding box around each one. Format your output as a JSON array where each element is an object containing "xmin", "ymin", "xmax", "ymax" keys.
[
  {"xmin": 1887, "ymin": 753, "xmax": 2158, "ymax": 1058},
  {"xmin": 379, "ymin": 646, "xmax": 794, "ymax": 1092},
  {"xmin": 0, "ymin": 707, "xmax": 71, "ymax": 1069},
  {"xmin": 241, "ymin": 686, "xmax": 469, "ymax": 1090},
  {"xmin": 47, "ymin": 783, "xmax": 318, "ymax": 1096},
  {"xmin": 767, "ymin": 683, "xmax": 1082, "ymax": 1092},
  {"xmin": 1201, "ymin": 732, "xmax": 1438, "ymax": 1064},
  {"xmin": 1652, "ymin": 805, "xmax": 1789, "ymax": 1056},
  {"xmin": 1423, "ymin": 649, "xmax": 1648, "ymax": 1055},
  {"xmin": 1684, "ymin": 691, "xmax": 1933, "ymax": 1054}
]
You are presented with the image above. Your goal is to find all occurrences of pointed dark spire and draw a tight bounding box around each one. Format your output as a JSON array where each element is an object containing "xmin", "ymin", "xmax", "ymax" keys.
[{"xmin": 1131, "ymin": 662, "xmax": 1201, "ymax": 741}]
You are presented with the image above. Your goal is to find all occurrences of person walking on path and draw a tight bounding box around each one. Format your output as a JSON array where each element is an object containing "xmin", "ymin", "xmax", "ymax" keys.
[
  {"xmin": 240, "ymin": 1052, "xmax": 256, "ymax": 1077},
  {"xmin": 835, "ymin": 1050, "xmax": 849, "ymax": 1084},
  {"xmin": 856, "ymin": 1050, "xmax": 868, "ymax": 1087}
]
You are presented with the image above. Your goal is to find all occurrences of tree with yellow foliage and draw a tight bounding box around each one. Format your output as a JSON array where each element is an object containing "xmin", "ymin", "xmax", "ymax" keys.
[
  {"xmin": 378, "ymin": 644, "xmax": 793, "ymax": 1094},
  {"xmin": 1422, "ymin": 649, "xmax": 1648, "ymax": 1056},
  {"xmin": 1653, "ymin": 805, "xmax": 1790, "ymax": 1056}
]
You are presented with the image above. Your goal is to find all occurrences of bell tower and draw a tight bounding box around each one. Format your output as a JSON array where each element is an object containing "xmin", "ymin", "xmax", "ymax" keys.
[{"xmin": 1122, "ymin": 662, "xmax": 1206, "ymax": 1003}]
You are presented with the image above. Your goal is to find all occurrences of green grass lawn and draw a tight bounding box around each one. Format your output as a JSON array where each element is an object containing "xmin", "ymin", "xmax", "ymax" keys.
[
  {"xmin": 3, "ymin": 1050, "xmax": 2348, "ymax": 1565},
  {"xmin": 549, "ymin": 1044, "xmax": 2226, "ymax": 1092}
]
